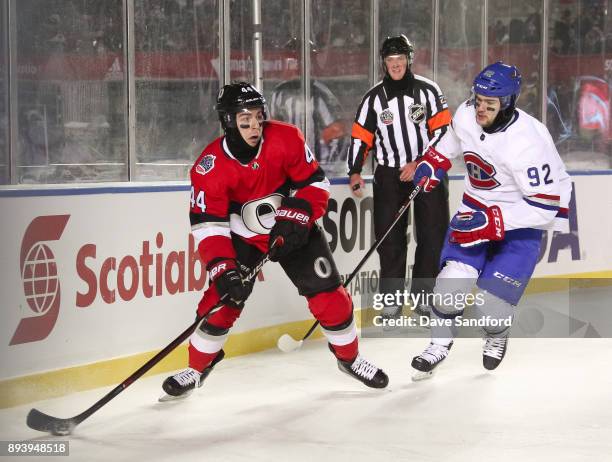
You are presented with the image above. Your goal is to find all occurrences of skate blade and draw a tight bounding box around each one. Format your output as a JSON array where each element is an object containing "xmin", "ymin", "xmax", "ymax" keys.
[
  {"xmin": 158, "ymin": 390, "xmax": 194, "ymax": 402},
  {"xmin": 382, "ymin": 326, "xmax": 400, "ymax": 333},
  {"xmin": 411, "ymin": 369, "xmax": 436, "ymax": 382}
]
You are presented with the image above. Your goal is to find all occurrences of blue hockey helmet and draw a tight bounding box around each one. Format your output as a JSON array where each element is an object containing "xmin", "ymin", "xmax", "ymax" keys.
[{"xmin": 472, "ymin": 62, "xmax": 522, "ymax": 110}]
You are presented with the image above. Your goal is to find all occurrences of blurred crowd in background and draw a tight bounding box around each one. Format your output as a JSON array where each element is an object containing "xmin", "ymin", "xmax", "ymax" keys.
[{"xmin": 1, "ymin": 0, "xmax": 611, "ymax": 184}]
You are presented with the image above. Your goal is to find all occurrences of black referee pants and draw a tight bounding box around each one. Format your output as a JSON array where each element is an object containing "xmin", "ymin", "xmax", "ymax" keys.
[{"xmin": 373, "ymin": 165, "xmax": 449, "ymax": 302}]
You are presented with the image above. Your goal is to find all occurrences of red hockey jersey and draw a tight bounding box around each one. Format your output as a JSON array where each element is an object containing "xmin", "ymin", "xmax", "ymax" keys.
[{"xmin": 189, "ymin": 120, "xmax": 331, "ymax": 266}]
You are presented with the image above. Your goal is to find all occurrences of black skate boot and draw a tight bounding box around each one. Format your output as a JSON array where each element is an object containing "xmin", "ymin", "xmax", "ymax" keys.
[
  {"xmin": 411, "ymin": 341, "xmax": 453, "ymax": 381},
  {"xmin": 337, "ymin": 354, "xmax": 389, "ymax": 389},
  {"xmin": 483, "ymin": 334, "xmax": 509, "ymax": 370},
  {"xmin": 160, "ymin": 349, "xmax": 225, "ymax": 401}
]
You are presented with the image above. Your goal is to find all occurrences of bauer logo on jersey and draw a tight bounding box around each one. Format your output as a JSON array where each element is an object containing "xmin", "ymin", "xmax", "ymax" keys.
[
  {"xmin": 408, "ymin": 104, "xmax": 426, "ymax": 123},
  {"xmin": 464, "ymin": 151, "xmax": 500, "ymax": 190},
  {"xmin": 379, "ymin": 109, "xmax": 394, "ymax": 125},
  {"xmin": 196, "ymin": 154, "xmax": 216, "ymax": 176}
]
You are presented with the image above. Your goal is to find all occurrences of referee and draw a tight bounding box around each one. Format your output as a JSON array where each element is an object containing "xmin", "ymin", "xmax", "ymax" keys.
[
  {"xmin": 347, "ymin": 34, "xmax": 450, "ymax": 321},
  {"xmin": 270, "ymin": 38, "xmax": 349, "ymax": 171}
]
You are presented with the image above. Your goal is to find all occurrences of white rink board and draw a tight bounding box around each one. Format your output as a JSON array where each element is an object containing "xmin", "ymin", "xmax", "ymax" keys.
[{"xmin": 0, "ymin": 173, "xmax": 610, "ymax": 379}]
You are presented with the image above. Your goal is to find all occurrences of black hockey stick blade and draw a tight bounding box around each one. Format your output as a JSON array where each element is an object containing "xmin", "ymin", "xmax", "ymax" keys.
[{"xmin": 26, "ymin": 408, "xmax": 80, "ymax": 436}]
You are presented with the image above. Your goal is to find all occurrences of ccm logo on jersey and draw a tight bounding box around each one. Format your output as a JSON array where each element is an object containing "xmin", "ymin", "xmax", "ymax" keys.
[
  {"xmin": 430, "ymin": 151, "xmax": 447, "ymax": 164},
  {"xmin": 196, "ymin": 154, "xmax": 216, "ymax": 175},
  {"xmin": 464, "ymin": 151, "xmax": 500, "ymax": 190},
  {"xmin": 276, "ymin": 209, "xmax": 310, "ymax": 225},
  {"xmin": 493, "ymin": 271, "xmax": 522, "ymax": 288}
]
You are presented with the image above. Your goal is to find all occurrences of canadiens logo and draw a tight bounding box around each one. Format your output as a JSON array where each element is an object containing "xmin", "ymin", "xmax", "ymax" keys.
[
  {"xmin": 379, "ymin": 109, "xmax": 394, "ymax": 125},
  {"xmin": 196, "ymin": 154, "xmax": 215, "ymax": 175},
  {"xmin": 408, "ymin": 104, "xmax": 425, "ymax": 123},
  {"xmin": 464, "ymin": 151, "xmax": 500, "ymax": 190}
]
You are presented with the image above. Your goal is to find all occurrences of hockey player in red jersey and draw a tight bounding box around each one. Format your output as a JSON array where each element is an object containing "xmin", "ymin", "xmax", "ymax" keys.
[{"xmin": 161, "ymin": 82, "xmax": 388, "ymax": 399}]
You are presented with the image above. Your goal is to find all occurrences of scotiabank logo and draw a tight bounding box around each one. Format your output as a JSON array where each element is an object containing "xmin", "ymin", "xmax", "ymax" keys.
[
  {"xmin": 10, "ymin": 215, "xmax": 70, "ymax": 345},
  {"xmin": 75, "ymin": 233, "xmax": 206, "ymax": 306},
  {"xmin": 10, "ymin": 218, "xmax": 209, "ymax": 345}
]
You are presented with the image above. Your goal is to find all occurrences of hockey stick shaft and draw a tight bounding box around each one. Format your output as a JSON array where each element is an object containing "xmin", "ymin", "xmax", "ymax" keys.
[
  {"xmin": 26, "ymin": 238, "xmax": 281, "ymax": 435},
  {"xmin": 298, "ymin": 180, "xmax": 425, "ymax": 342}
]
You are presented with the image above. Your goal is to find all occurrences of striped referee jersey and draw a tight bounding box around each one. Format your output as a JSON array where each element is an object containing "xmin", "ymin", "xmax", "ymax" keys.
[
  {"xmin": 348, "ymin": 73, "xmax": 451, "ymax": 174},
  {"xmin": 270, "ymin": 79, "xmax": 348, "ymax": 164}
]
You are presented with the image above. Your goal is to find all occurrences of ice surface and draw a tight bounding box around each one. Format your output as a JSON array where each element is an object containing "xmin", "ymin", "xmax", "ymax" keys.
[{"xmin": 1, "ymin": 290, "xmax": 612, "ymax": 461}]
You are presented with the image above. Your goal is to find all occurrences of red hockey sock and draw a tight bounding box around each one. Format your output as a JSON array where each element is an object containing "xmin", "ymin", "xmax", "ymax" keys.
[
  {"xmin": 189, "ymin": 305, "xmax": 241, "ymax": 371},
  {"xmin": 188, "ymin": 343, "xmax": 220, "ymax": 372},
  {"xmin": 307, "ymin": 285, "xmax": 352, "ymax": 325},
  {"xmin": 329, "ymin": 337, "xmax": 359, "ymax": 362},
  {"xmin": 307, "ymin": 286, "xmax": 359, "ymax": 361}
]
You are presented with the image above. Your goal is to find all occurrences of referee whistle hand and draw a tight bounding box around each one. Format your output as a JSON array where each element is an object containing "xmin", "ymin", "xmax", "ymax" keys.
[
  {"xmin": 349, "ymin": 173, "xmax": 365, "ymax": 198},
  {"xmin": 399, "ymin": 161, "xmax": 417, "ymax": 182}
]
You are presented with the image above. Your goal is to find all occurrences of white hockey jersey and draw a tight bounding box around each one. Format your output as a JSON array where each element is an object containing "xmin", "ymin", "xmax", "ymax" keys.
[{"xmin": 434, "ymin": 99, "xmax": 571, "ymax": 232}]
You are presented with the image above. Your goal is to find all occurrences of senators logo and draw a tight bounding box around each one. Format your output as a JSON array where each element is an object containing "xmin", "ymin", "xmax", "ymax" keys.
[{"xmin": 464, "ymin": 151, "xmax": 500, "ymax": 190}]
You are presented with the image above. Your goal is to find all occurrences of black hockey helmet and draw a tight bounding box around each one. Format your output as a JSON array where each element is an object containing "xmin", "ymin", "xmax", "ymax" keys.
[
  {"xmin": 380, "ymin": 34, "xmax": 414, "ymax": 66},
  {"xmin": 216, "ymin": 82, "xmax": 267, "ymax": 129}
]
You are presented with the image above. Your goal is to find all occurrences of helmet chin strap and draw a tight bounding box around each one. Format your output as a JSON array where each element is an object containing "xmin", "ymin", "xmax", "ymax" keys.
[{"xmin": 483, "ymin": 105, "xmax": 516, "ymax": 134}]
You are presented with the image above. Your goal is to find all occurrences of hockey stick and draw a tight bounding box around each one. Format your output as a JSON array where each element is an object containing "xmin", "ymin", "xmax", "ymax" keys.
[
  {"xmin": 277, "ymin": 179, "xmax": 426, "ymax": 353},
  {"xmin": 26, "ymin": 237, "xmax": 283, "ymax": 436}
]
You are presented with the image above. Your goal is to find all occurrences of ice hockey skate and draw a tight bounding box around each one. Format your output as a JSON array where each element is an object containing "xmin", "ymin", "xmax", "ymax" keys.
[
  {"xmin": 413, "ymin": 303, "xmax": 431, "ymax": 318},
  {"xmin": 483, "ymin": 333, "xmax": 509, "ymax": 370},
  {"xmin": 337, "ymin": 354, "xmax": 389, "ymax": 388},
  {"xmin": 159, "ymin": 350, "xmax": 225, "ymax": 402},
  {"xmin": 381, "ymin": 305, "xmax": 402, "ymax": 331},
  {"xmin": 411, "ymin": 341, "xmax": 453, "ymax": 381}
]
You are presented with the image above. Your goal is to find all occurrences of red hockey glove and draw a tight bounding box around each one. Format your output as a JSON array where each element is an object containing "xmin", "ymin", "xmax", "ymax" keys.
[
  {"xmin": 269, "ymin": 197, "xmax": 312, "ymax": 262},
  {"xmin": 413, "ymin": 146, "xmax": 452, "ymax": 192},
  {"xmin": 208, "ymin": 258, "xmax": 249, "ymax": 308},
  {"xmin": 450, "ymin": 205, "xmax": 505, "ymax": 247}
]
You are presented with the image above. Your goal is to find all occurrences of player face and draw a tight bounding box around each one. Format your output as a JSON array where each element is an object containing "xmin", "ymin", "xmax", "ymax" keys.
[
  {"xmin": 384, "ymin": 54, "xmax": 408, "ymax": 80},
  {"xmin": 474, "ymin": 94, "xmax": 501, "ymax": 128},
  {"xmin": 236, "ymin": 108, "xmax": 265, "ymax": 146}
]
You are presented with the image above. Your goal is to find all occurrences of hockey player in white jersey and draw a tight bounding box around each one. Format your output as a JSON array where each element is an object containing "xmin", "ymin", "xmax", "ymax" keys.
[{"xmin": 410, "ymin": 62, "xmax": 571, "ymax": 376}]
